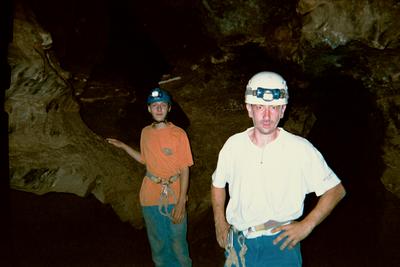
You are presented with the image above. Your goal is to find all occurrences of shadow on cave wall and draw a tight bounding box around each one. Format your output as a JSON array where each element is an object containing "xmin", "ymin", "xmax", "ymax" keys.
[
  {"xmin": 301, "ymin": 73, "xmax": 388, "ymax": 266},
  {"xmin": 308, "ymin": 73, "xmax": 385, "ymax": 194}
]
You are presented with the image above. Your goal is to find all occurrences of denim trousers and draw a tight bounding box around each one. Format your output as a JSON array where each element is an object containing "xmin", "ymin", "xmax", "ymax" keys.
[
  {"xmin": 142, "ymin": 205, "xmax": 192, "ymax": 267},
  {"xmin": 226, "ymin": 231, "xmax": 302, "ymax": 267}
]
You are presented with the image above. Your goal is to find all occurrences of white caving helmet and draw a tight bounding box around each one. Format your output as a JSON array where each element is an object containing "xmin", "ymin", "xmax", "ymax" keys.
[{"xmin": 245, "ymin": 71, "xmax": 288, "ymax": 105}]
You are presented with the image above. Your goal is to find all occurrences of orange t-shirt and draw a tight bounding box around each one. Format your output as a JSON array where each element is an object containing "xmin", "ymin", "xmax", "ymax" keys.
[{"xmin": 139, "ymin": 123, "xmax": 194, "ymax": 206}]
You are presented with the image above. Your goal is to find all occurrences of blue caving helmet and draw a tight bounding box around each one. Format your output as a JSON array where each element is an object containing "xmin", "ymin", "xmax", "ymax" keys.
[{"xmin": 147, "ymin": 88, "xmax": 172, "ymax": 105}]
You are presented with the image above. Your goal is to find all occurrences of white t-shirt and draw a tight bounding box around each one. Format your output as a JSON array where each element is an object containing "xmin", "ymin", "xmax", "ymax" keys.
[{"xmin": 212, "ymin": 127, "xmax": 341, "ymax": 231}]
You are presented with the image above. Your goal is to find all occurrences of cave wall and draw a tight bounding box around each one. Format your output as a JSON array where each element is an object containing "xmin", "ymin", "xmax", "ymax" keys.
[
  {"xmin": 6, "ymin": 0, "xmax": 400, "ymax": 227},
  {"xmin": 7, "ymin": 2, "xmax": 144, "ymax": 227},
  {"xmin": 197, "ymin": 0, "xmax": 400, "ymax": 197}
]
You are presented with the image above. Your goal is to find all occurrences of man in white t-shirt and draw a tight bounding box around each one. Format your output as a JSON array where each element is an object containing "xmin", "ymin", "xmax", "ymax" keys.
[{"xmin": 211, "ymin": 71, "xmax": 346, "ymax": 267}]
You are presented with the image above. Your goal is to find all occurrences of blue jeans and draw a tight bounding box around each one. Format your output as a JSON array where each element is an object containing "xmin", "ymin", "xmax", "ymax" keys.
[
  {"xmin": 142, "ymin": 205, "xmax": 192, "ymax": 267},
  {"xmin": 226, "ymin": 231, "xmax": 302, "ymax": 267}
]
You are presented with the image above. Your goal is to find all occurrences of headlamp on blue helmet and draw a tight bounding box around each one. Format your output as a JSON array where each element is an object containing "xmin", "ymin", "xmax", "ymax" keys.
[{"xmin": 147, "ymin": 88, "xmax": 171, "ymax": 105}]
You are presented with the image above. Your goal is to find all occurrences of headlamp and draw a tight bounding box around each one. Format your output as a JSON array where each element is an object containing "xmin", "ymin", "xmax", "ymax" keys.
[
  {"xmin": 256, "ymin": 87, "xmax": 284, "ymax": 101},
  {"xmin": 151, "ymin": 90, "xmax": 162, "ymax": 98},
  {"xmin": 246, "ymin": 87, "xmax": 287, "ymax": 102},
  {"xmin": 147, "ymin": 88, "xmax": 171, "ymax": 105}
]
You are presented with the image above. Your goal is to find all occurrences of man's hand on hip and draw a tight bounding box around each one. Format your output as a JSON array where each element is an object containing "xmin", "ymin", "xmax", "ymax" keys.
[{"xmin": 271, "ymin": 221, "xmax": 313, "ymax": 250}]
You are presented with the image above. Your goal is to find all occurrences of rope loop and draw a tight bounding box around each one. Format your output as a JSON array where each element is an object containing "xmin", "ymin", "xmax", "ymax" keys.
[
  {"xmin": 158, "ymin": 183, "xmax": 177, "ymax": 220},
  {"xmin": 146, "ymin": 171, "xmax": 179, "ymax": 221},
  {"xmin": 225, "ymin": 227, "xmax": 247, "ymax": 267}
]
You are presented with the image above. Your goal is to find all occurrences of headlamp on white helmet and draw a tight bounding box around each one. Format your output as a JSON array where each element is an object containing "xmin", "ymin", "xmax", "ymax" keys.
[{"xmin": 245, "ymin": 71, "xmax": 288, "ymax": 105}]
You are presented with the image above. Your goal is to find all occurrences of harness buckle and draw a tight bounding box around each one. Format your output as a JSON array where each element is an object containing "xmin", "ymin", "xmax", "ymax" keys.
[
  {"xmin": 247, "ymin": 226, "xmax": 256, "ymax": 233},
  {"xmin": 161, "ymin": 184, "xmax": 168, "ymax": 196},
  {"xmin": 245, "ymin": 220, "xmax": 292, "ymax": 237}
]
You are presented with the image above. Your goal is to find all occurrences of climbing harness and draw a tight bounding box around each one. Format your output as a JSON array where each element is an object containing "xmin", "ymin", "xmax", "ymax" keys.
[
  {"xmin": 146, "ymin": 171, "xmax": 179, "ymax": 220},
  {"xmin": 225, "ymin": 220, "xmax": 292, "ymax": 267},
  {"xmin": 225, "ymin": 226, "xmax": 247, "ymax": 267}
]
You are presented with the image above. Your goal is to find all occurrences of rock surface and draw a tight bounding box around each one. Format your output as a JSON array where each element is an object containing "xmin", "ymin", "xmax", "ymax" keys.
[
  {"xmin": 7, "ymin": 3, "xmax": 143, "ymax": 227},
  {"xmin": 7, "ymin": 0, "xmax": 399, "ymax": 227}
]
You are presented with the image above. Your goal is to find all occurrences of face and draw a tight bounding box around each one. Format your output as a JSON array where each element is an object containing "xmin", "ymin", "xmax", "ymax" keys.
[
  {"xmin": 148, "ymin": 101, "xmax": 170, "ymax": 122},
  {"xmin": 246, "ymin": 104, "xmax": 286, "ymax": 135}
]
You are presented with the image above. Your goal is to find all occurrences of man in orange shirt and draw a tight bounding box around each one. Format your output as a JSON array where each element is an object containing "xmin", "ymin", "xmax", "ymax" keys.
[{"xmin": 107, "ymin": 88, "xmax": 193, "ymax": 266}]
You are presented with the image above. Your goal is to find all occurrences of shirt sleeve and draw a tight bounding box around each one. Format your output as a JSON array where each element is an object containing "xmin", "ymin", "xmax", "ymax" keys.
[
  {"xmin": 304, "ymin": 145, "xmax": 341, "ymax": 196},
  {"xmin": 212, "ymin": 140, "xmax": 231, "ymax": 188}
]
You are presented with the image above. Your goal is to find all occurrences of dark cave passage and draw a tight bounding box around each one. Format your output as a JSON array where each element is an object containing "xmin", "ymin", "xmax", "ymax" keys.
[{"xmin": 300, "ymin": 73, "xmax": 396, "ymax": 267}]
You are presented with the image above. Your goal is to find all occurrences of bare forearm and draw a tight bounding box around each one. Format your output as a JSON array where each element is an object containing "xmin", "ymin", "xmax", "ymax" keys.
[
  {"xmin": 272, "ymin": 182, "xmax": 346, "ymax": 250},
  {"xmin": 171, "ymin": 166, "xmax": 190, "ymax": 224},
  {"xmin": 303, "ymin": 183, "xmax": 346, "ymax": 230},
  {"xmin": 211, "ymin": 185, "xmax": 227, "ymax": 225},
  {"xmin": 178, "ymin": 166, "xmax": 190, "ymax": 204},
  {"xmin": 123, "ymin": 145, "xmax": 143, "ymax": 163},
  {"xmin": 211, "ymin": 185, "xmax": 230, "ymax": 248},
  {"xmin": 106, "ymin": 138, "xmax": 143, "ymax": 164}
]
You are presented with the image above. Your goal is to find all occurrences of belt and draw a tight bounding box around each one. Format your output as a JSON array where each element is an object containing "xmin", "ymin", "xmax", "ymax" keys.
[
  {"xmin": 233, "ymin": 220, "xmax": 292, "ymax": 238},
  {"xmin": 145, "ymin": 171, "xmax": 179, "ymax": 185},
  {"xmin": 247, "ymin": 219, "xmax": 291, "ymax": 234}
]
